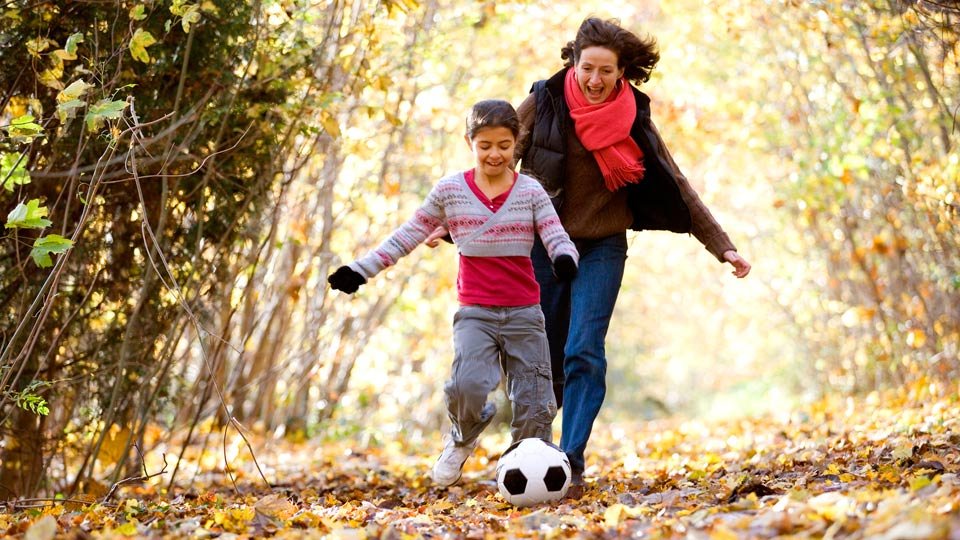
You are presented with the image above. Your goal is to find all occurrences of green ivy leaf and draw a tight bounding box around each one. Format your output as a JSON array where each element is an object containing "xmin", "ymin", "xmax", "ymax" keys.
[
  {"xmin": 57, "ymin": 99, "xmax": 86, "ymax": 123},
  {"xmin": 4, "ymin": 114, "xmax": 44, "ymax": 142},
  {"xmin": 57, "ymin": 80, "xmax": 93, "ymax": 103},
  {"xmin": 52, "ymin": 33, "xmax": 84, "ymax": 61},
  {"xmin": 181, "ymin": 7, "xmax": 201, "ymax": 32},
  {"xmin": 130, "ymin": 5, "xmax": 147, "ymax": 21},
  {"xmin": 56, "ymin": 80, "xmax": 93, "ymax": 123},
  {"xmin": 1, "ymin": 153, "xmax": 30, "ymax": 191},
  {"xmin": 84, "ymin": 99, "xmax": 127, "ymax": 131},
  {"xmin": 129, "ymin": 28, "xmax": 156, "ymax": 63},
  {"xmin": 170, "ymin": 0, "xmax": 190, "ymax": 16},
  {"xmin": 6, "ymin": 199, "xmax": 52, "ymax": 229},
  {"xmin": 65, "ymin": 32, "xmax": 84, "ymax": 54},
  {"xmin": 25, "ymin": 37, "xmax": 54, "ymax": 58},
  {"xmin": 30, "ymin": 234, "xmax": 74, "ymax": 268},
  {"xmin": 170, "ymin": 0, "xmax": 202, "ymax": 31}
]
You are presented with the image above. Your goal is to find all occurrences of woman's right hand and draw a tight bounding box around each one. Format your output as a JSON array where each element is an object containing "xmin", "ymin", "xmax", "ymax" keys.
[
  {"xmin": 424, "ymin": 226, "xmax": 449, "ymax": 248},
  {"xmin": 722, "ymin": 250, "xmax": 752, "ymax": 278}
]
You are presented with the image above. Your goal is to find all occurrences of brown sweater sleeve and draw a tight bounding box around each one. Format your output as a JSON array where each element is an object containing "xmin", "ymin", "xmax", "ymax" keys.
[{"xmin": 646, "ymin": 118, "xmax": 737, "ymax": 262}]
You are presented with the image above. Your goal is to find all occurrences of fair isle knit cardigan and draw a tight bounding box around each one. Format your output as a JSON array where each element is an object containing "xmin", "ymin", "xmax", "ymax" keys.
[{"xmin": 349, "ymin": 171, "xmax": 579, "ymax": 280}]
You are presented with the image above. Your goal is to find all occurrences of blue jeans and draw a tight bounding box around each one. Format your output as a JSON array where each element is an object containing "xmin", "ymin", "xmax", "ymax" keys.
[{"xmin": 532, "ymin": 232, "xmax": 627, "ymax": 473}]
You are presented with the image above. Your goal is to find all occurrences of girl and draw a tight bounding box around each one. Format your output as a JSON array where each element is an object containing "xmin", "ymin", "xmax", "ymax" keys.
[{"xmin": 327, "ymin": 99, "xmax": 579, "ymax": 487}]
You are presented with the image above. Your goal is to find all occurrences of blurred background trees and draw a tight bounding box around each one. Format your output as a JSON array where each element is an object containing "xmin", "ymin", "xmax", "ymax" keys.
[{"xmin": 0, "ymin": 0, "xmax": 956, "ymax": 498}]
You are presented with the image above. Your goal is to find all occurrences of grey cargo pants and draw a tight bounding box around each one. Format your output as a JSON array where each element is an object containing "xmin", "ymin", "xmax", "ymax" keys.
[{"xmin": 444, "ymin": 304, "xmax": 557, "ymax": 446}]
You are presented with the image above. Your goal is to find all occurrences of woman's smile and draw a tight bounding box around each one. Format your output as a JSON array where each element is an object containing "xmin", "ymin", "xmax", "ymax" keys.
[{"xmin": 575, "ymin": 46, "xmax": 624, "ymax": 104}]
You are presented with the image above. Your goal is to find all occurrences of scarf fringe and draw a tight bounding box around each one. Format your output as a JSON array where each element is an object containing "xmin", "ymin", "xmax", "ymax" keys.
[
  {"xmin": 564, "ymin": 69, "xmax": 646, "ymax": 192},
  {"xmin": 603, "ymin": 162, "xmax": 645, "ymax": 191}
]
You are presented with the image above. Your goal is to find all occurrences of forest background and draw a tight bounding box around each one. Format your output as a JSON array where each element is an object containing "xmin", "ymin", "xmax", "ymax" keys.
[{"xmin": 0, "ymin": 0, "xmax": 957, "ymax": 505}]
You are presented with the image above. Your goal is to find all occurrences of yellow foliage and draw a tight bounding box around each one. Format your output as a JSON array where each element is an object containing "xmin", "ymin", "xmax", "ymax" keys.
[
  {"xmin": 254, "ymin": 493, "xmax": 297, "ymax": 521},
  {"xmin": 211, "ymin": 506, "xmax": 256, "ymax": 533},
  {"xmin": 319, "ymin": 111, "xmax": 341, "ymax": 138},
  {"xmin": 97, "ymin": 424, "xmax": 132, "ymax": 466}
]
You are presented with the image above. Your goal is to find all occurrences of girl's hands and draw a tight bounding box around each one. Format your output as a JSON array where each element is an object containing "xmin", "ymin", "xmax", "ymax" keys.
[
  {"xmin": 553, "ymin": 254, "xmax": 578, "ymax": 282},
  {"xmin": 328, "ymin": 266, "xmax": 366, "ymax": 293}
]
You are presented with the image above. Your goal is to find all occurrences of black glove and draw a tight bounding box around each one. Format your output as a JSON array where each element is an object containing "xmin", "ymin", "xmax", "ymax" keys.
[
  {"xmin": 328, "ymin": 265, "xmax": 366, "ymax": 294},
  {"xmin": 553, "ymin": 254, "xmax": 578, "ymax": 282}
]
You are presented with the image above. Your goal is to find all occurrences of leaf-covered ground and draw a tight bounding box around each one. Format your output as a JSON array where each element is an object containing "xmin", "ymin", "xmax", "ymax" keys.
[{"xmin": 6, "ymin": 382, "xmax": 960, "ymax": 538}]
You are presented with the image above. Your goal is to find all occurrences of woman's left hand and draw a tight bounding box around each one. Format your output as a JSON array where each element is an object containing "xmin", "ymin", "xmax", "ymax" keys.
[{"xmin": 722, "ymin": 250, "xmax": 751, "ymax": 278}]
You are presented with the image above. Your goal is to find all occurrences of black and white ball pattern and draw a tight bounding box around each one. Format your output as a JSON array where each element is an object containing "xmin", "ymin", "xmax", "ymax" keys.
[{"xmin": 495, "ymin": 438, "xmax": 571, "ymax": 506}]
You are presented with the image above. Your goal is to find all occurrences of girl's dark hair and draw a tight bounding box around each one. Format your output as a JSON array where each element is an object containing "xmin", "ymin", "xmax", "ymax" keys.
[
  {"xmin": 465, "ymin": 99, "xmax": 520, "ymax": 139},
  {"xmin": 561, "ymin": 17, "xmax": 660, "ymax": 84}
]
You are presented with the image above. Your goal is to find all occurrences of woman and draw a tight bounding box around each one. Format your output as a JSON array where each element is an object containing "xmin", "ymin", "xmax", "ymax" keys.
[{"xmin": 516, "ymin": 17, "xmax": 751, "ymax": 488}]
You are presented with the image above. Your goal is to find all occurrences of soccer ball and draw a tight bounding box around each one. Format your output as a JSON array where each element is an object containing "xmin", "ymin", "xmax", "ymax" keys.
[{"xmin": 495, "ymin": 438, "xmax": 571, "ymax": 507}]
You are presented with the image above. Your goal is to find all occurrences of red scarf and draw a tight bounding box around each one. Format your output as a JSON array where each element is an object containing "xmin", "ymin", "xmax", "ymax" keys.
[{"xmin": 564, "ymin": 68, "xmax": 645, "ymax": 191}]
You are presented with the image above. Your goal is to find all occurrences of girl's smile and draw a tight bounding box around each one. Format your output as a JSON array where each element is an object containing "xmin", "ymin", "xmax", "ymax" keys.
[{"xmin": 467, "ymin": 126, "xmax": 516, "ymax": 183}]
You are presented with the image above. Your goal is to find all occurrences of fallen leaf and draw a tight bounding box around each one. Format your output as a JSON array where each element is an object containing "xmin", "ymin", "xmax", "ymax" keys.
[{"xmin": 24, "ymin": 516, "xmax": 57, "ymax": 540}]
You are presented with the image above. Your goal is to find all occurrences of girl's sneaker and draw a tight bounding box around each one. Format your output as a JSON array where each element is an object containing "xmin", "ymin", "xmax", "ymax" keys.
[{"xmin": 430, "ymin": 438, "xmax": 478, "ymax": 487}]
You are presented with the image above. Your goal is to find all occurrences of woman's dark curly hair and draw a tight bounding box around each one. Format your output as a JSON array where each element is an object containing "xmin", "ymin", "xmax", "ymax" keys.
[{"xmin": 561, "ymin": 17, "xmax": 660, "ymax": 84}]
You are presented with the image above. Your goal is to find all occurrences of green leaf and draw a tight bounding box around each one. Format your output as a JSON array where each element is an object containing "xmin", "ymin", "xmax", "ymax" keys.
[
  {"xmin": 130, "ymin": 5, "xmax": 147, "ymax": 21},
  {"xmin": 6, "ymin": 199, "xmax": 52, "ymax": 229},
  {"xmin": 1, "ymin": 153, "xmax": 30, "ymax": 192},
  {"xmin": 57, "ymin": 99, "xmax": 86, "ymax": 123},
  {"xmin": 12, "ymin": 381, "xmax": 51, "ymax": 416},
  {"xmin": 4, "ymin": 114, "xmax": 44, "ymax": 141},
  {"xmin": 57, "ymin": 79, "xmax": 92, "ymax": 103},
  {"xmin": 170, "ymin": 0, "xmax": 201, "ymax": 31},
  {"xmin": 65, "ymin": 32, "xmax": 84, "ymax": 54},
  {"xmin": 170, "ymin": 0, "xmax": 190, "ymax": 16},
  {"xmin": 25, "ymin": 36, "xmax": 54, "ymax": 57},
  {"xmin": 181, "ymin": 7, "xmax": 201, "ymax": 32},
  {"xmin": 84, "ymin": 99, "xmax": 127, "ymax": 131},
  {"xmin": 53, "ymin": 32, "xmax": 84, "ymax": 61},
  {"xmin": 17, "ymin": 394, "xmax": 49, "ymax": 416},
  {"xmin": 30, "ymin": 234, "xmax": 74, "ymax": 267},
  {"xmin": 56, "ymin": 80, "xmax": 93, "ymax": 123},
  {"xmin": 129, "ymin": 28, "xmax": 156, "ymax": 63},
  {"xmin": 114, "ymin": 520, "xmax": 138, "ymax": 536}
]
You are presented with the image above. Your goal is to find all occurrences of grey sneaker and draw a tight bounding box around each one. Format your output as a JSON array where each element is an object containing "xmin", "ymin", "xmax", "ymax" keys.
[{"xmin": 430, "ymin": 439, "xmax": 478, "ymax": 487}]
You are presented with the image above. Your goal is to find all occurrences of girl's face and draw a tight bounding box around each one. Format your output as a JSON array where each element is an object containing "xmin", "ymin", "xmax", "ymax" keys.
[
  {"xmin": 575, "ymin": 46, "xmax": 624, "ymax": 104},
  {"xmin": 466, "ymin": 126, "xmax": 516, "ymax": 179}
]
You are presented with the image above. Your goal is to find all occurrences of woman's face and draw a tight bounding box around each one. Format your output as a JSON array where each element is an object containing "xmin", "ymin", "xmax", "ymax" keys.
[
  {"xmin": 466, "ymin": 126, "xmax": 516, "ymax": 179},
  {"xmin": 574, "ymin": 46, "xmax": 624, "ymax": 104}
]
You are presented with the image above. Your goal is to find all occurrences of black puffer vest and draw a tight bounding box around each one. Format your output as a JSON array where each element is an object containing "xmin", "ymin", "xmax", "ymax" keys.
[{"xmin": 519, "ymin": 69, "xmax": 692, "ymax": 233}]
